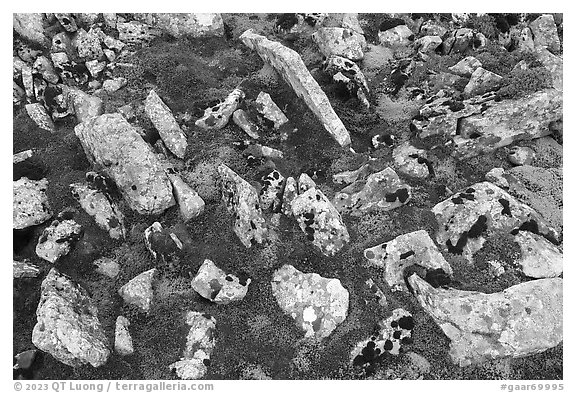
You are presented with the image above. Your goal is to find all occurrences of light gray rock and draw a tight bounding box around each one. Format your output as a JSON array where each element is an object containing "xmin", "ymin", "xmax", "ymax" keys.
[
  {"xmin": 21, "ymin": 63, "xmax": 34, "ymax": 98},
  {"xmin": 85, "ymin": 60, "xmax": 106, "ymax": 78},
  {"xmin": 363, "ymin": 230, "xmax": 452, "ymax": 291},
  {"xmin": 514, "ymin": 231, "xmax": 562, "ymax": 278},
  {"xmin": 409, "ymin": 274, "xmax": 563, "ymax": 366},
  {"xmin": 485, "ymin": 168, "xmax": 509, "ymax": 188},
  {"xmin": 32, "ymin": 269, "xmax": 110, "ymax": 367},
  {"xmin": 322, "ymin": 55, "xmax": 370, "ymax": 108},
  {"xmin": 312, "ymin": 27, "xmax": 364, "ymax": 61},
  {"xmin": 392, "ymin": 142, "xmax": 430, "ymax": 178},
  {"xmin": 166, "ymin": 172, "xmax": 205, "ymax": 221},
  {"xmin": 297, "ymin": 173, "xmax": 317, "ymax": 193},
  {"xmin": 33, "ymin": 56, "xmax": 59, "ymax": 84},
  {"xmin": 55, "ymin": 13, "xmax": 78, "ymax": 32},
  {"xmin": 74, "ymin": 113, "xmax": 175, "ymax": 215},
  {"xmin": 378, "ymin": 25, "xmax": 413, "ymax": 48},
  {"xmin": 232, "ymin": 109, "xmax": 260, "ymax": 139},
  {"xmin": 517, "ymin": 27, "xmax": 536, "ymax": 53},
  {"xmin": 63, "ymin": 87, "xmax": 104, "ymax": 123},
  {"xmin": 508, "ymin": 146, "xmax": 536, "ymax": 166},
  {"xmin": 117, "ymin": 21, "xmax": 161, "ymax": 45},
  {"xmin": 530, "ymin": 14, "xmax": 561, "ymax": 53},
  {"xmin": 259, "ymin": 170, "xmax": 285, "ymax": 212},
  {"xmin": 102, "ymin": 13, "xmax": 117, "ymax": 29},
  {"xmin": 442, "ymin": 28, "xmax": 474, "ymax": 54},
  {"xmin": 332, "ymin": 163, "xmax": 371, "ymax": 185},
  {"xmin": 463, "ymin": 67, "xmax": 503, "ymax": 98},
  {"xmin": 133, "ymin": 13, "xmax": 224, "ymax": 38},
  {"xmin": 14, "ymin": 177, "xmax": 52, "ymax": 230},
  {"xmin": 191, "ymin": 259, "xmax": 250, "ymax": 304},
  {"xmin": 103, "ymin": 35, "xmax": 126, "ymax": 52},
  {"xmin": 103, "ymin": 77, "xmax": 127, "ymax": 93},
  {"xmin": 244, "ymin": 143, "xmax": 284, "ymax": 159},
  {"xmin": 420, "ymin": 21, "xmax": 447, "ymax": 37},
  {"xmin": 195, "ymin": 88, "xmax": 244, "ymax": 130},
  {"xmin": 93, "ymin": 257, "xmax": 120, "ymax": 278},
  {"xmin": 114, "ymin": 316, "xmax": 134, "ymax": 356},
  {"xmin": 36, "ymin": 219, "xmax": 83, "ymax": 263},
  {"xmin": 255, "ymin": 92, "xmax": 289, "ymax": 129},
  {"xmin": 145, "ymin": 90, "xmax": 188, "ymax": 158},
  {"xmin": 534, "ymin": 47, "xmax": 562, "ymax": 91},
  {"xmin": 342, "ymin": 13, "xmax": 365, "ymax": 37},
  {"xmin": 13, "ymin": 14, "xmax": 49, "ymax": 47},
  {"xmin": 448, "ymin": 56, "xmax": 482, "ymax": 78},
  {"xmin": 25, "ymin": 103, "xmax": 55, "ymax": 132},
  {"xmin": 414, "ymin": 35, "xmax": 442, "ymax": 53},
  {"xmin": 240, "ymin": 30, "xmax": 351, "ymax": 147},
  {"xmin": 13, "ymin": 149, "xmax": 34, "ymax": 165},
  {"xmin": 271, "ymin": 264, "xmax": 349, "ymax": 340},
  {"xmin": 118, "ymin": 268, "xmax": 156, "ymax": 312},
  {"xmin": 73, "ymin": 28, "xmax": 104, "ymax": 61},
  {"xmin": 51, "ymin": 33, "xmax": 74, "ymax": 56},
  {"xmin": 281, "ymin": 176, "xmax": 298, "ymax": 216},
  {"xmin": 13, "ymin": 260, "xmax": 40, "ymax": 279}
]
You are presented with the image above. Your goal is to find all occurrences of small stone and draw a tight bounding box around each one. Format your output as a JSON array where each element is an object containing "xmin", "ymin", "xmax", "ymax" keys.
[
  {"xmin": 20, "ymin": 63, "xmax": 34, "ymax": 98},
  {"xmin": 103, "ymin": 35, "xmax": 126, "ymax": 52},
  {"xmin": 36, "ymin": 219, "xmax": 83, "ymax": 263},
  {"xmin": 103, "ymin": 49, "xmax": 116, "ymax": 62},
  {"xmin": 448, "ymin": 56, "xmax": 482, "ymax": 77},
  {"xmin": 118, "ymin": 269, "xmax": 156, "ymax": 312},
  {"xmin": 485, "ymin": 168, "xmax": 509, "ymax": 188},
  {"xmin": 115, "ymin": 316, "xmax": 134, "ymax": 356},
  {"xmin": 530, "ymin": 14, "xmax": 561, "ymax": 53},
  {"xmin": 195, "ymin": 88, "xmax": 244, "ymax": 130},
  {"xmin": 233, "ymin": 109, "xmax": 260, "ymax": 139},
  {"xmin": 312, "ymin": 27, "xmax": 364, "ymax": 61},
  {"xmin": 508, "ymin": 146, "xmax": 536, "ymax": 166},
  {"xmin": 166, "ymin": 172, "xmax": 205, "ymax": 221},
  {"xmin": 145, "ymin": 90, "xmax": 188, "ymax": 158},
  {"xmin": 464, "ymin": 67, "xmax": 503, "ymax": 98},
  {"xmin": 255, "ymin": 92, "xmax": 289, "ymax": 129},
  {"xmin": 392, "ymin": 142, "xmax": 430, "ymax": 178},
  {"xmin": 103, "ymin": 77, "xmax": 127, "ymax": 93},
  {"xmin": 73, "ymin": 28, "xmax": 104, "ymax": 61},
  {"xmin": 13, "ymin": 260, "xmax": 41, "ymax": 279},
  {"xmin": 144, "ymin": 222, "xmax": 183, "ymax": 261},
  {"xmin": 93, "ymin": 257, "xmax": 120, "ymax": 278},
  {"xmin": 13, "ymin": 149, "xmax": 34, "ymax": 165},
  {"xmin": 191, "ymin": 259, "xmax": 250, "ymax": 304},
  {"xmin": 13, "ymin": 177, "xmax": 52, "ymax": 230}
]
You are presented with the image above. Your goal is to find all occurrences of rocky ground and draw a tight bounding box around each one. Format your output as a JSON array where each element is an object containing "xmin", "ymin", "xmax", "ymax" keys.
[{"xmin": 13, "ymin": 13, "xmax": 563, "ymax": 380}]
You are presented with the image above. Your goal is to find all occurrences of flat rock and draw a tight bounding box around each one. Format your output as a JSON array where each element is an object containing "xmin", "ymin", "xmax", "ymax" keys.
[
  {"xmin": 25, "ymin": 103, "xmax": 55, "ymax": 132},
  {"xmin": 114, "ymin": 316, "xmax": 134, "ymax": 356},
  {"xmin": 463, "ymin": 67, "xmax": 502, "ymax": 98},
  {"xmin": 312, "ymin": 27, "xmax": 364, "ymax": 61},
  {"xmin": 240, "ymin": 30, "xmax": 351, "ymax": 147},
  {"xmin": 195, "ymin": 88, "xmax": 244, "ymax": 130},
  {"xmin": 392, "ymin": 142, "xmax": 430, "ymax": 178},
  {"xmin": 271, "ymin": 264, "xmax": 349, "ymax": 340},
  {"xmin": 13, "ymin": 260, "xmax": 40, "ymax": 279},
  {"xmin": 530, "ymin": 14, "xmax": 561, "ymax": 53},
  {"xmin": 448, "ymin": 56, "xmax": 482, "ymax": 77},
  {"xmin": 255, "ymin": 92, "xmax": 289, "ymax": 129},
  {"xmin": 364, "ymin": 230, "xmax": 452, "ymax": 291},
  {"xmin": 75, "ymin": 113, "xmax": 175, "ymax": 215},
  {"xmin": 191, "ymin": 259, "xmax": 250, "ymax": 304},
  {"xmin": 118, "ymin": 269, "xmax": 156, "ymax": 312},
  {"xmin": 13, "ymin": 177, "xmax": 52, "ymax": 230},
  {"xmin": 36, "ymin": 219, "xmax": 83, "ymax": 263},
  {"xmin": 32, "ymin": 269, "xmax": 110, "ymax": 367},
  {"xmin": 408, "ymin": 274, "xmax": 563, "ymax": 366},
  {"xmin": 145, "ymin": 90, "xmax": 188, "ymax": 158}
]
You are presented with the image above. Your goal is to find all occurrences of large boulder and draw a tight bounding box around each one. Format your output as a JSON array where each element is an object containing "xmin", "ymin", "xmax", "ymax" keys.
[
  {"xmin": 74, "ymin": 114, "xmax": 175, "ymax": 215},
  {"xmin": 13, "ymin": 177, "xmax": 52, "ymax": 230},
  {"xmin": 145, "ymin": 90, "xmax": 188, "ymax": 158},
  {"xmin": 32, "ymin": 269, "xmax": 110, "ymax": 367}
]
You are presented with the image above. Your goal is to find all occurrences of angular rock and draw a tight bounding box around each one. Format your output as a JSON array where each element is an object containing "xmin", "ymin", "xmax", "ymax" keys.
[
  {"xmin": 25, "ymin": 103, "xmax": 55, "ymax": 132},
  {"xmin": 74, "ymin": 114, "xmax": 175, "ymax": 214},
  {"xmin": 36, "ymin": 219, "xmax": 83, "ymax": 263},
  {"xmin": 535, "ymin": 47, "xmax": 562, "ymax": 91},
  {"xmin": 102, "ymin": 13, "xmax": 117, "ymax": 28},
  {"xmin": 414, "ymin": 35, "xmax": 442, "ymax": 53},
  {"xmin": 55, "ymin": 13, "xmax": 78, "ymax": 32},
  {"xmin": 169, "ymin": 311, "xmax": 216, "ymax": 379},
  {"xmin": 114, "ymin": 316, "xmax": 134, "ymax": 356},
  {"xmin": 392, "ymin": 142, "xmax": 430, "ymax": 178},
  {"xmin": 530, "ymin": 14, "xmax": 561, "ymax": 53},
  {"xmin": 485, "ymin": 167, "xmax": 509, "ymax": 189},
  {"xmin": 32, "ymin": 269, "xmax": 110, "ymax": 367},
  {"xmin": 118, "ymin": 268, "xmax": 156, "ymax": 312},
  {"xmin": 255, "ymin": 92, "xmax": 289, "ymax": 129},
  {"xmin": 297, "ymin": 173, "xmax": 317, "ymax": 193},
  {"xmin": 463, "ymin": 67, "xmax": 502, "ymax": 98},
  {"xmin": 21, "ymin": 63, "xmax": 34, "ymax": 98},
  {"xmin": 144, "ymin": 222, "xmax": 183, "ymax": 262},
  {"xmin": 85, "ymin": 59, "xmax": 106, "ymax": 78},
  {"xmin": 145, "ymin": 90, "xmax": 188, "ymax": 158},
  {"xmin": 408, "ymin": 274, "xmax": 562, "ymax": 366},
  {"xmin": 13, "ymin": 177, "xmax": 52, "ymax": 229},
  {"xmin": 103, "ymin": 77, "xmax": 127, "ymax": 93},
  {"xmin": 244, "ymin": 143, "xmax": 284, "ymax": 160},
  {"xmin": 195, "ymin": 88, "xmax": 244, "ymax": 130},
  {"xmin": 134, "ymin": 13, "xmax": 224, "ymax": 38},
  {"xmin": 333, "ymin": 167, "xmax": 411, "ymax": 215},
  {"xmin": 63, "ymin": 87, "xmax": 104, "ymax": 123},
  {"xmin": 271, "ymin": 264, "xmax": 349, "ymax": 340},
  {"xmin": 13, "ymin": 260, "xmax": 40, "ymax": 279},
  {"xmin": 70, "ymin": 182, "xmax": 126, "ymax": 239},
  {"xmin": 312, "ymin": 27, "xmax": 364, "ymax": 61},
  {"xmin": 420, "ymin": 21, "xmax": 447, "ymax": 37},
  {"xmin": 514, "ymin": 231, "xmax": 562, "ymax": 278},
  {"xmin": 448, "ymin": 56, "xmax": 482, "ymax": 77},
  {"xmin": 33, "ymin": 56, "xmax": 59, "ymax": 84},
  {"xmin": 51, "ymin": 33, "xmax": 74, "ymax": 56},
  {"xmin": 13, "ymin": 149, "xmax": 34, "ymax": 165},
  {"xmin": 13, "ymin": 14, "xmax": 49, "ymax": 47},
  {"xmin": 218, "ymin": 164, "xmax": 268, "ymax": 248},
  {"xmin": 117, "ymin": 22, "xmax": 161, "ymax": 45},
  {"xmin": 342, "ymin": 13, "xmax": 365, "ymax": 38},
  {"xmin": 191, "ymin": 259, "xmax": 250, "ymax": 304},
  {"xmin": 281, "ymin": 176, "xmax": 298, "ymax": 216},
  {"xmin": 240, "ymin": 30, "xmax": 351, "ymax": 147},
  {"xmin": 259, "ymin": 169, "xmax": 285, "ymax": 212},
  {"xmin": 378, "ymin": 25, "xmax": 414, "ymax": 48},
  {"xmin": 322, "ymin": 55, "xmax": 370, "ymax": 108},
  {"xmin": 364, "ymin": 230, "xmax": 453, "ymax": 291},
  {"xmin": 166, "ymin": 172, "xmax": 205, "ymax": 221},
  {"xmin": 233, "ymin": 109, "xmax": 260, "ymax": 139},
  {"xmin": 93, "ymin": 257, "xmax": 120, "ymax": 278},
  {"xmin": 442, "ymin": 28, "xmax": 474, "ymax": 54},
  {"xmin": 508, "ymin": 146, "xmax": 535, "ymax": 166},
  {"xmin": 73, "ymin": 29, "xmax": 104, "ymax": 61},
  {"xmin": 103, "ymin": 35, "xmax": 126, "ymax": 52}
]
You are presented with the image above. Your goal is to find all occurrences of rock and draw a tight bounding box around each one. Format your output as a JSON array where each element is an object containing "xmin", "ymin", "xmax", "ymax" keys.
[
  {"xmin": 169, "ymin": 311, "xmax": 216, "ymax": 380},
  {"xmin": 378, "ymin": 25, "xmax": 414, "ymax": 48},
  {"xmin": 463, "ymin": 67, "xmax": 503, "ymax": 98},
  {"xmin": 312, "ymin": 27, "xmax": 364, "ymax": 61},
  {"xmin": 195, "ymin": 88, "xmax": 244, "ymax": 130},
  {"xmin": 240, "ymin": 30, "xmax": 351, "ymax": 147},
  {"xmin": 33, "ymin": 56, "xmax": 59, "ymax": 84},
  {"xmin": 255, "ymin": 92, "xmax": 289, "ymax": 129},
  {"xmin": 232, "ymin": 109, "xmax": 260, "ymax": 139},
  {"xmin": 85, "ymin": 60, "xmax": 106, "ymax": 78},
  {"xmin": 333, "ymin": 167, "xmax": 411, "ymax": 216},
  {"xmin": 73, "ymin": 29, "xmax": 104, "ymax": 61},
  {"xmin": 93, "ymin": 257, "xmax": 120, "ymax": 278},
  {"xmin": 63, "ymin": 87, "xmax": 104, "ymax": 123},
  {"xmin": 25, "ymin": 103, "xmax": 55, "ymax": 132},
  {"xmin": 420, "ymin": 21, "xmax": 447, "ymax": 37},
  {"xmin": 55, "ymin": 13, "xmax": 78, "ymax": 32},
  {"xmin": 259, "ymin": 170, "xmax": 285, "ymax": 212},
  {"xmin": 70, "ymin": 182, "xmax": 126, "ymax": 239},
  {"xmin": 14, "ymin": 349, "xmax": 38, "ymax": 371},
  {"xmin": 508, "ymin": 146, "xmax": 535, "ymax": 166},
  {"xmin": 432, "ymin": 181, "xmax": 559, "ymax": 260},
  {"xmin": 51, "ymin": 33, "xmax": 74, "ymax": 56},
  {"xmin": 448, "ymin": 56, "xmax": 482, "ymax": 78},
  {"xmin": 144, "ymin": 222, "xmax": 183, "ymax": 262},
  {"xmin": 244, "ymin": 143, "xmax": 284, "ymax": 160},
  {"xmin": 32, "ymin": 268, "xmax": 110, "ymax": 367},
  {"xmin": 408, "ymin": 274, "xmax": 562, "ymax": 366},
  {"xmin": 13, "ymin": 260, "xmax": 40, "ymax": 279},
  {"xmin": 114, "ymin": 316, "xmax": 134, "ymax": 356},
  {"xmin": 145, "ymin": 90, "xmax": 188, "ymax": 158},
  {"xmin": 74, "ymin": 13, "xmax": 100, "ymax": 27},
  {"xmin": 414, "ymin": 36, "xmax": 442, "ymax": 53},
  {"xmin": 191, "ymin": 259, "xmax": 250, "ymax": 304},
  {"xmin": 530, "ymin": 14, "xmax": 561, "ymax": 53},
  {"xmin": 166, "ymin": 171, "xmax": 205, "ymax": 221},
  {"xmin": 218, "ymin": 164, "xmax": 268, "ymax": 248},
  {"xmin": 103, "ymin": 35, "xmax": 126, "ymax": 52},
  {"xmin": 297, "ymin": 173, "xmax": 317, "ymax": 193},
  {"xmin": 13, "ymin": 82, "xmax": 25, "ymax": 105},
  {"xmin": 74, "ymin": 113, "xmax": 175, "ymax": 214},
  {"xmin": 36, "ymin": 218, "xmax": 83, "ymax": 263},
  {"xmin": 13, "ymin": 177, "xmax": 52, "ymax": 230},
  {"xmin": 292, "ymin": 186, "xmax": 350, "ymax": 256},
  {"xmin": 118, "ymin": 268, "xmax": 156, "ymax": 312},
  {"xmin": 20, "ymin": 63, "xmax": 34, "ymax": 98},
  {"xmin": 485, "ymin": 168, "xmax": 509, "ymax": 188},
  {"xmin": 351, "ymin": 308, "xmax": 414, "ymax": 367},
  {"xmin": 117, "ymin": 21, "xmax": 161, "ymax": 45},
  {"xmin": 103, "ymin": 49, "xmax": 116, "ymax": 62},
  {"xmin": 13, "ymin": 14, "xmax": 49, "ymax": 47},
  {"xmin": 392, "ymin": 142, "xmax": 430, "ymax": 178},
  {"xmin": 281, "ymin": 176, "xmax": 298, "ymax": 216},
  {"xmin": 442, "ymin": 28, "xmax": 474, "ymax": 54},
  {"xmin": 102, "ymin": 13, "xmax": 117, "ymax": 29},
  {"xmin": 322, "ymin": 55, "xmax": 370, "ymax": 108},
  {"xmin": 103, "ymin": 77, "xmax": 127, "ymax": 93},
  {"xmin": 271, "ymin": 264, "xmax": 349, "ymax": 340},
  {"xmin": 134, "ymin": 13, "xmax": 224, "ymax": 38},
  {"xmin": 514, "ymin": 231, "xmax": 562, "ymax": 278},
  {"xmin": 453, "ymin": 89, "xmax": 562, "ymax": 158},
  {"xmin": 363, "ymin": 230, "xmax": 453, "ymax": 291},
  {"xmin": 534, "ymin": 47, "xmax": 563, "ymax": 91},
  {"xmin": 517, "ymin": 27, "xmax": 536, "ymax": 53},
  {"xmin": 342, "ymin": 13, "xmax": 365, "ymax": 38},
  {"xmin": 332, "ymin": 163, "xmax": 371, "ymax": 185},
  {"xmin": 13, "ymin": 149, "xmax": 34, "ymax": 165}
]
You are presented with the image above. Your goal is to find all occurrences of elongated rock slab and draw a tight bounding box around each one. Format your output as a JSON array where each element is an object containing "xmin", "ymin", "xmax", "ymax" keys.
[
  {"xmin": 240, "ymin": 30, "xmax": 351, "ymax": 147},
  {"xmin": 408, "ymin": 274, "xmax": 563, "ymax": 366},
  {"xmin": 195, "ymin": 88, "xmax": 244, "ymax": 130},
  {"xmin": 191, "ymin": 259, "xmax": 250, "ymax": 304},
  {"xmin": 145, "ymin": 90, "xmax": 188, "ymax": 158},
  {"xmin": 13, "ymin": 177, "xmax": 52, "ymax": 230},
  {"xmin": 115, "ymin": 316, "xmax": 134, "ymax": 356},
  {"xmin": 74, "ymin": 114, "xmax": 175, "ymax": 215},
  {"xmin": 271, "ymin": 264, "xmax": 349, "ymax": 340}
]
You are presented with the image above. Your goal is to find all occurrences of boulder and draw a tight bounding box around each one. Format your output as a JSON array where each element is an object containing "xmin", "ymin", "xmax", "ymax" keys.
[
  {"xmin": 312, "ymin": 27, "xmax": 364, "ymax": 61},
  {"xmin": 54, "ymin": 13, "xmax": 78, "ymax": 33},
  {"xmin": 191, "ymin": 259, "xmax": 250, "ymax": 304},
  {"xmin": 232, "ymin": 109, "xmax": 260, "ymax": 139},
  {"xmin": 378, "ymin": 25, "xmax": 414, "ymax": 48},
  {"xmin": 169, "ymin": 311, "xmax": 216, "ymax": 379},
  {"xmin": 36, "ymin": 219, "xmax": 83, "ymax": 263},
  {"xmin": 118, "ymin": 269, "xmax": 156, "ymax": 312},
  {"xmin": 271, "ymin": 264, "xmax": 349, "ymax": 340},
  {"xmin": 218, "ymin": 164, "xmax": 268, "ymax": 248},
  {"xmin": 442, "ymin": 28, "xmax": 474, "ymax": 54},
  {"xmin": 72, "ymin": 28, "xmax": 104, "ymax": 61},
  {"xmin": 535, "ymin": 47, "xmax": 563, "ymax": 91},
  {"xmin": 408, "ymin": 274, "xmax": 563, "ymax": 366},
  {"xmin": 195, "ymin": 88, "xmax": 244, "ymax": 131},
  {"xmin": 463, "ymin": 67, "xmax": 502, "ymax": 98},
  {"xmin": 259, "ymin": 170, "xmax": 285, "ymax": 212},
  {"xmin": 13, "ymin": 14, "xmax": 49, "ymax": 47},
  {"xmin": 145, "ymin": 90, "xmax": 188, "ymax": 158},
  {"xmin": 392, "ymin": 142, "xmax": 430, "ymax": 178},
  {"xmin": 114, "ymin": 316, "xmax": 134, "ymax": 356},
  {"xmin": 332, "ymin": 163, "xmax": 371, "ymax": 185},
  {"xmin": 255, "ymin": 92, "xmax": 289, "ymax": 129},
  {"xmin": 13, "ymin": 260, "xmax": 40, "ymax": 279},
  {"xmin": 133, "ymin": 13, "xmax": 224, "ymax": 38},
  {"xmin": 530, "ymin": 14, "xmax": 561, "ymax": 53},
  {"xmin": 13, "ymin": 177, "xmax": 52, "ymax": 230},
  {"xmin": 363, "ymin": 230, "xmax": 453, "ymax": 291},
  {"xmin": 240, "ymin": 30, "xmax": 351, "ymax": 147},
  {"xmin": 297, "ymin": 173, "xmax": 317, "ymax": 193},
  {"xmin": 32, "ymin": 269, "xmax": 110, "ymax": 367},
  {"xmin": 63, "ymin": 87, "xmax": 104, "ymax": 123},
  {"xmin": 25, "ymin": 103, "xmax": 55, "ymax": 132},
  {"xmin": 74, "ymin": 113, "xmax": 175, "ymax": 215},
  {"xmin": 514, "ymin": 231, "xmax": 562, "ymax": 278}
]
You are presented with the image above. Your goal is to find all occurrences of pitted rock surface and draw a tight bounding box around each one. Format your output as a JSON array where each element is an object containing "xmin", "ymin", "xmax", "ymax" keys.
[
  {"xmin": 36, "ymin": 219, "xmax": 83, "ymax": 263},
  {"xmin": 259, "ymin": 170, "xmax": 285, "ymax": 212},
  {"xmin": 191, "ymin": 259, "xmax": 251, "ymax": 304},
  {"xmin": 312, "ymin": 27, "xmax": 364, "ymax": 61},
  {"xmin": 145, "ymin": 90, "xmax": 188, "ymax": 158},
  {"xmin": 14, "ymin": 177, "xmax": 52, "ymax": 230},
  {"xmin": 118, "ymin": 269, "xmax": 156, "ymax": 312}
]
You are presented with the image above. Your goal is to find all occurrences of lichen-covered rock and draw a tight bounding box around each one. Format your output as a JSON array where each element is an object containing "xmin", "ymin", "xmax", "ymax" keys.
[
  {"xmin": 342, "ymin": 13, "xmax": 365, "ymax": 37},
  {"xmin": 191, "ymin": 259, "xmax": 250, "ymax": 304},
  {"xmin": 93, "ymin": 257, "xmax": 120, "ymax": 278},
  {"xmin": 332, "ymin": 163, "xmax": 371, "ymax": 185},
  {"xmin": 169, "ymin": 311, "xmax": 216, "ymax": 379},
  {"xmin": 535, "ymin": 47, "xmax": 562, "ymax": 91},
  {"xmin": 333, "ymin": 167, "xmax": 411, "ymax": 215},
  {"xmin": 195, "ymin": 88, "xmax": 244, "ymax": 130},
  {"xmin": 530, "ymin": 14, "xmax": 561, "ymax": 53},
  {"xmin": 13, "ymin": 13, "xmax": 49, "ymax": 47},
  {"xmin": 55, "ymin": 13, "xmax": 78, "ymax": 32},
  {"xmin": 312, "ymin": 27, "xmax": 364, "ymax": 61},
  {"xmin": 33, "ymin": 56, "xmax": 59, "ymax": 84},
  {"xmin": 463, "ymin": 67, "xmax": 502, "ymax": 98},
  {"xmin": 351, "ymin": 308, "xmax": 414, "ymax": 368},
  {"xmin": 103, "ymin": 77, "xmax": 127, "ymax": 93},
  {"xmin": 63, "ymin": 87, "xmax": 104, "ymax": 123},
  {"xmin": 218, "ymin": 164, "xmax": 268, "ymax": 248},
  {"xmin": 133, "ymin": 13, "xmax": 224, "ymax": 38},
  {"xmin": 485, "ymin": 167, "xmax": 509, "ymax": 188},
  {"xmin": 408, "ymin": 274, "xmax": 563, "ymax": 366},
  {"xmin": 255, "ymin": 92, "xmax": 289, "ymax": 129},
  {"xmin": 448, "ymin": 56, "xmax": 482, "ymax": 77},
  {"xmin": 420, "ymin": 20, "xmax": 447, "ymax": 37},
  {"xmin": 114, "ymin": 316, "xmax": 134, "ymax": 356},
  {"xmin": 378, "ymin": 25, "xmax": 414, "ymax": 48},
  {"xmin": 103, "ymin": 35, "xmax": 126, "ymax": 52},
  {"xmin": 364, "ymin": 230, "xmax": 453, "ymax": 291},
  {"xmin": 70, "ymin": 183, "xmax": 125, "ymax": 239},
  {"xmin": 13, "ymin": 260, "xmax": 40, "ymax": 279},
  {"xmin": 13, "ymin": 177, "xmax": 52, "ymax": 230},
  {"xmin": 13, "ymin": 149, "xmax": 34, "ymax": 165},
  {"xmin": 240, "ymin": 30, "xmax": 351, "ymax": 147},
  {"xmin": 259, "ymin": 170, "xmax": 285, "ymax": 212},
  {"xmin": 392, "ymin": 142, "xmax": 430, "ymax": 178},
  {"xmin": 118, "ymin": 269, "xmax": 156, "ymax": 312},
  {"xmin": 232, "ymin": 109, "xmax": 260, "ymax": 139},
  {"xmin": 292, "ymin": 186, "xmax": 350, "ymax": 257},
  {"xmin": 508, "ymin": 146, "xmax": 535, "ymax": 166},
  {"xmin": 514, "ymin": 231, "xmax": 562, "ymax": 278},
  {"xmin": 322, "ymin": 55, "xmax": 370, "ymax": 108},
  {"xmin": 74, "ymin": 113, "xmax": 175, "ymax": 215},
  {"xmin": 271, "ymin": 264, "xmax": 349, "ymax": 340},
  {"xmin": 166, "ymin": 172, "xmax": 205, "ymax": 221},
  {"xmin": 117, "ymin": 21, "xmax": 161, "ymax": 45},
  {"xmin": 144, "ymin": 222, "xmax": 183, "ymax": 262},
  {"xmin": 442, "ymin": 28, "xmax": 473, "ymax": 54},
  {"xmin": 145, "ymin": 90, "xmax": 188, "ymax": 158},
  {"xmin": 72, "ymin": 28, "xmax": 104, "ymax": 61},
  {"xmin": 25, "ymin": 103, "xmax": 55, "ymax": 132},
  {"xmin": 36, "ymin": 219, "xmax": 83, "ymax": 263},
  {"xmin": 281, "ymin": 176, "xmax": 298, "ymax": 216},
  {"xmin": 414, "ymin": 36, "xmax": 442, "ymax": 53},
  {"xmin": 32, "ymin": 269, "xmax": 110, "ymax": 367},
  {"xmin": 297, "ymin": 173, "xmax": 317, "ymax": 193}
]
